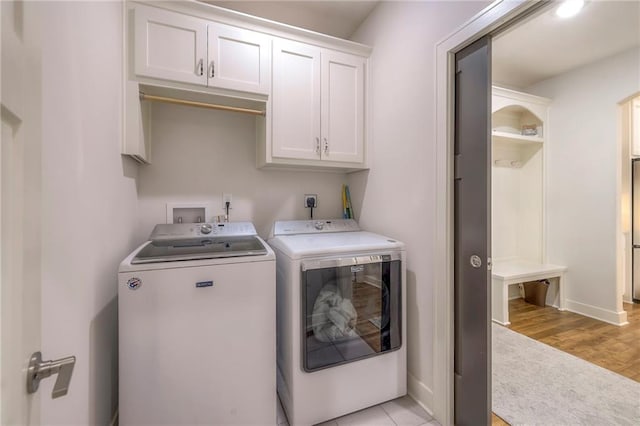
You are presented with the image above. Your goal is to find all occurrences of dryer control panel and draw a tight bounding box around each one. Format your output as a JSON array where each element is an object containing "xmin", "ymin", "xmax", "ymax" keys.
[
  {"xmin": 150, "ymin": 222, "xmax": 257, "ymax": 241},
  {"xmin": 272, "ymin": 219, "xmax": 360, "ymax": 236}
]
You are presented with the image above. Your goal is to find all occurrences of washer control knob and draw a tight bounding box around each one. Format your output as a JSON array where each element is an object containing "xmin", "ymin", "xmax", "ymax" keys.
[
  {"xmin": 314, "ymin": 221, "xmax": 324, "ymax": 230},
  {"xmin": 200, "ymin": 223, "xmax": 213, "ymax": 234}
]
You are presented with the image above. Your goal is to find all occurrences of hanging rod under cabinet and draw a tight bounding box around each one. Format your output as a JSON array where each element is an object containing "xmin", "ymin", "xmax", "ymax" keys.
[{"xmin": 139, "ymin": 93, "xmax": 266, "ymax": 117}]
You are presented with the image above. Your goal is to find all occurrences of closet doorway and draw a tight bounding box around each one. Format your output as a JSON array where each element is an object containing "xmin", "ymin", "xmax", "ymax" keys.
[
  {"xmin": 436, "ymin": 1, "xmax": 640, "ymax": 424},
  {"xmin": 489, "ymin": 1, "xmax": 640, "ymax": 424},
  {"xmin": 490, "ymin": 0, "xmax": 638, "ymax": 344}
]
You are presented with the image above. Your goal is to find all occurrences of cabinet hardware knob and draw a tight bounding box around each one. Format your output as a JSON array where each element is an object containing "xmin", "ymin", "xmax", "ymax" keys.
[
  {"xmin": 210, "ymin": 61, "xmax": 215, "ymax": 78},
  {"xmin": 323, "ymin": 138, "xmax": 329, "ymax": 154},
  {"xmin": 315, "ymin": 137, "xmax": 320, "ymax": 154}
]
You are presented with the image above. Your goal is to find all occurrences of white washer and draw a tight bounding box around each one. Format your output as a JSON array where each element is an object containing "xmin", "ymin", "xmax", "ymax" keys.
[
  {"xmin": 118, "ymin": 222, "xmax": 276, "ymax": 425},
  {"xmin": 268, "ymin": 219, "xmax": 406, "ymax": 426}
]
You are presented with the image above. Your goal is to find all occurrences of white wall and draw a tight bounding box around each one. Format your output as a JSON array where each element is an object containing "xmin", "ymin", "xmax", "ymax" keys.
[
  {"xmin": 527, "ymin": 47, "xmax": 640, "ymax": 323},
  {"xmin": 136, "ymin": 102, "xmax": 346, "ymax": 241},
  {"xmin": 38, "ymin": 2, "xmax": 139, "ymax": 424},
  {"xmin": 348, "ymin": 0, "xmax": 489, "ymax": 411}
]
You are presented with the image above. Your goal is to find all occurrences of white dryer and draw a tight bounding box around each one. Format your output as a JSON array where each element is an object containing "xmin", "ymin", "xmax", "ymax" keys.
[
  {"xmin": 118, "ymin": 222, "xmax": 276, "ymax": 425},
  {"xmin": 268, "ymin": 219, "xmax": 406, "ymax": 425}
]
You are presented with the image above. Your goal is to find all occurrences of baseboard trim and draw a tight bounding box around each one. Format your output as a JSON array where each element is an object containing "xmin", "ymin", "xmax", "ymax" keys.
[
  {"xmin": 565, "ymin": 299, "xmax": 629, "ymax": 326},
  {"xmin": 407, "ymin": 373, "xmax": 434, "ymax": 417}
]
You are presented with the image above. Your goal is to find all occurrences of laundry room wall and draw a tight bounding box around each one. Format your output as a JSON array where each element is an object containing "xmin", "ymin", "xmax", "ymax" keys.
[
  {"xmin": 36, "ymin": 2, "xmax": 139, "ymax": 424},
  {"xmin": 347, "ymin": 0, "xmax": 490, "ymax": 413},
  {"xmin": 135, "ymin": 102, "xmax": 347, "ymax": 242},
  {"xmin": 526, "ymin": 47, "xmax": 640, "ymax": 324}
]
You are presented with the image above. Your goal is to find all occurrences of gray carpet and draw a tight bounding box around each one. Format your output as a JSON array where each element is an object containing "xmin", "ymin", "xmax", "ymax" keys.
[{"xmin": 492, "ymin": 323, "xmax": 640, "ymax": 425}]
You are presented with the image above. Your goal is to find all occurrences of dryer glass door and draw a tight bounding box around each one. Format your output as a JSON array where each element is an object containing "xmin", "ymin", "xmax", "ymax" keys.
[{"xmin": 301, "ymin": 254, "xmax": 402, "ymax": 371}]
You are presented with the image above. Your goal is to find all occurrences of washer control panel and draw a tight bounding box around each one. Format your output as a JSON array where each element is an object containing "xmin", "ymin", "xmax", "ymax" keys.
[
  {"xmin": 272, "ymin": 219, "xmax": 360, "ymax": 236},
  {"xmin": 150, "ymin": 222, "xmax": 257, "ymax": 241}
]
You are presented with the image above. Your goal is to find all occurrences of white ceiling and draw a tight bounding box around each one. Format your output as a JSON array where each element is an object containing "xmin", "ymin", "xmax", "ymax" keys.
[
  {"xmin": 493, "ymin": 1, "xmax": 640, "ymax": 89},
  {"xmin": 205, "ymin": 1, "xmax": 378, "ymax": 39},
  {"xmin": 205, "ymin": 1, "xmax": 639, "ymax": 89}
]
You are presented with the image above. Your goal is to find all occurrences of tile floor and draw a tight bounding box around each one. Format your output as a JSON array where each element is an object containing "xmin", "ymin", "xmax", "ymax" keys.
[{"xmin": 277, "ymin": 395, "xmax": 441, "ymax": 426}]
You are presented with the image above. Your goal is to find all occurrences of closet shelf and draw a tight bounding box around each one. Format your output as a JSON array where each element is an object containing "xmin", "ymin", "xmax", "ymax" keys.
[{"xmin": 492, "ymin": 130, "xmax": 543, "ymax": 146}]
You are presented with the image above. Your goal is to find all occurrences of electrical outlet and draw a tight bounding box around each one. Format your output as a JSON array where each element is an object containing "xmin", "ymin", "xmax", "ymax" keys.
[
  {"xmin": 304, "ymin": 194, "xmax": 318, "ymax": 208},
  {"xmin": 223, "ymin": 193, "xmax": 232, "ymax": 209}
]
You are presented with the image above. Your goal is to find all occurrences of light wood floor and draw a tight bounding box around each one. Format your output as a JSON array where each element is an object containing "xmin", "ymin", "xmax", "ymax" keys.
[
  {"xmin": 491, "ymin": 298, "xmax": 640, "ymax": 426},
  {"xmin": 491, "ymin": 412, "xmax": 509, "ymax": 426}
]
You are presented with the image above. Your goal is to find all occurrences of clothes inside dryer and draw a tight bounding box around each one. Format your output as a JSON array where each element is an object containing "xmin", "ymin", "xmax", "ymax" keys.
[{"xmin": 303, "ymin": 259, "xmax": 402, "ymax": 371}]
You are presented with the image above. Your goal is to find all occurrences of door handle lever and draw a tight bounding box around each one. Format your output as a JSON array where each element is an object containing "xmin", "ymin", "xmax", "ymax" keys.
[{"xmin": 27, "ymin": 351, "xmax": 76, "ymax": 398}]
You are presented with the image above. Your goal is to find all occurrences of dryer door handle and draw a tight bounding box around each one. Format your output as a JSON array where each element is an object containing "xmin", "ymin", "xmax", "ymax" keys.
[{"xmin": 301, "ymin": 252, "xmax": 402, "ymax": 271}]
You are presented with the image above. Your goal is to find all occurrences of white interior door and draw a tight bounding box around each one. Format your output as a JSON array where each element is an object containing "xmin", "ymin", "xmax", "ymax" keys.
[{"xmin": 1, "ymin": 1, "xmax": 42, "ymax": 424}]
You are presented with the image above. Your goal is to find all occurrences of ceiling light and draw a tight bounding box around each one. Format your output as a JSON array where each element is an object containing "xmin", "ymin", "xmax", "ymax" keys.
[{"xmin": 556, "ymin": 0, "xmax": 585, "ymax": 18}]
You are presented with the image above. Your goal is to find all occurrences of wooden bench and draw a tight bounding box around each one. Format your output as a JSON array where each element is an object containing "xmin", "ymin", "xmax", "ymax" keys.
[{"xmin": 491, "ymin": 260, "xmax": 567, "ymax": 325}]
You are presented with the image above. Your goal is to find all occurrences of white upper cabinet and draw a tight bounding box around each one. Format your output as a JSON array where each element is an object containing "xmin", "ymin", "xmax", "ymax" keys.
[
  {"xmin": 321, "ymin": 51, "xmax": 364, "ymax": 164},
  {"xmin": 134, "ymin": 5, "xmax": 208, "ymax": 86},
  {"xmin": 125, "ymin": 2, "xmax": 371, "ymax": 170},
  {"xmin": 269, "ymin": 39, "xmax": 366, "ymax": 168},
  {"xmin": 208, "ymin": 23, "xmax": 271, "ymax": 94},
  {"xmin": 134, "ymin": 5, "xmax": 271, "ymax": 95},
  {"xmin": 272, "ymin": 39, "xmax": 321, "ymax": 160}
]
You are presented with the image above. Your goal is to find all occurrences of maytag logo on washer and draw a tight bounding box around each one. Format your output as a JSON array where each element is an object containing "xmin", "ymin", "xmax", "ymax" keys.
[{"xmin": 127, "ymin": 277, "xmax": 142, "ymax": 290}]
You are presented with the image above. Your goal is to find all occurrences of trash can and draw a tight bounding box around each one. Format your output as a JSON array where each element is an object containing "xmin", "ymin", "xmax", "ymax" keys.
[{"xmin": 523, "ymin": 279, "xmax": 550, "ymax": 307}]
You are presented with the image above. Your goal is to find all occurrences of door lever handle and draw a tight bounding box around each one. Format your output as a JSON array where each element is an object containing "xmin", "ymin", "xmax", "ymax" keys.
[{"xmin": 27, "ymin": 351, "xmax": 76, "ymax": 398}]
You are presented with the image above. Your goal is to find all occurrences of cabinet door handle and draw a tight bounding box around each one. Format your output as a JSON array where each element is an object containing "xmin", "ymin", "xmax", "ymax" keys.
[
  {"xmin": 209, "ymin": 61, "xmax": 215, "ymax": 78},
  {"xmin": 315, "ymin": 137, "xmax": 320, "ymax": 154},
  {"xmin": 197, "ymin": 59, "xmax": 204, "ymax": 76},
  {"xmin": 323, "ymin": 137, "xmax": 329, "ymax": 154}
]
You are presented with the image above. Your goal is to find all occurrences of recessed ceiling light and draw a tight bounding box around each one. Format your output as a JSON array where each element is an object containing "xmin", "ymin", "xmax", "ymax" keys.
[{"xmin": 556, "ymin": 0, "xmax": 585, "ymax": 18}]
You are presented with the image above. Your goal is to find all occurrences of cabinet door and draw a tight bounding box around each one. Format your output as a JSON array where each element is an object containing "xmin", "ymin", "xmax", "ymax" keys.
[
  {"xmin": 321, "ymin": 51, "xmax": 365, "ymax": 164},
  {"xmin": 134, "ymin": 5, "xmax": 207, "ymax": 85},
  {"xmin": 272, "ymin": 39, "xmax": 321, "ymax": 160},
  {"xmin": 207, "ymin": 23, "xmax": 271, "ymax": 94}
]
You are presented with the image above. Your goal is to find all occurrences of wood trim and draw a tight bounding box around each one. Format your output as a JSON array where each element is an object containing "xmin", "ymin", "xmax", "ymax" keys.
[
  {"xmin": 407, "ymin": 373, "xmax": 435, "ymax": 417},
  {"xmin": 564, "ymin": 299, "xmax": 629, "ymax": 326},
  {"xmin": 139, "ymin": 93, "xmax": 266, "ymax": 116},
  {"xmin": 492, "ymin": 85, "xmax": 551, "ymax": 106}
]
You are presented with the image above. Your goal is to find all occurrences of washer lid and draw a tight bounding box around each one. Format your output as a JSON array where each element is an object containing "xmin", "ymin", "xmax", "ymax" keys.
[
  {"xmin": 131, "ymin": 235, "xmax": 267, "ymax": 264},
  {"xmin": 267, "ymin": 231, "xmax": 404, "ymax": 259},
  {"xmin": 150, "ymin": 221, "xmax": 257, "ymax": 240}
]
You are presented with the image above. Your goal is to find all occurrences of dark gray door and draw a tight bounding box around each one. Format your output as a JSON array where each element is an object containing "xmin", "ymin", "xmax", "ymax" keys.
[{"xmin": 453, "ymin": 36, "xmax": 491, "ymax": 426}]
